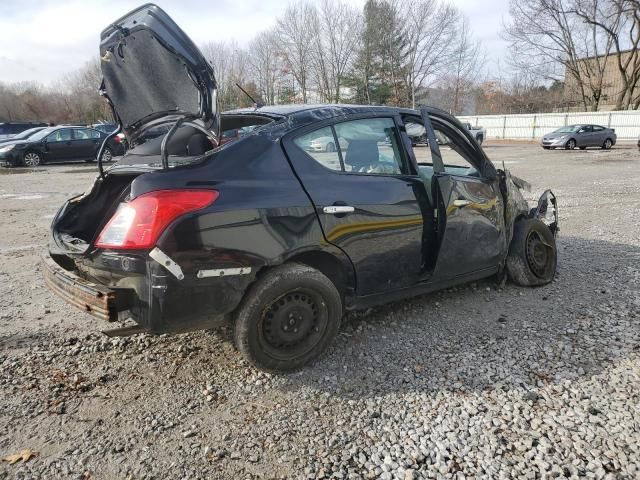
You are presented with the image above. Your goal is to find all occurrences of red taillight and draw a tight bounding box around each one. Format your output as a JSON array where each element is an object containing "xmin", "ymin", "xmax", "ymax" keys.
[{"xmin": 95, "ymin": 189, "xmax": 218, "ymax": 249}]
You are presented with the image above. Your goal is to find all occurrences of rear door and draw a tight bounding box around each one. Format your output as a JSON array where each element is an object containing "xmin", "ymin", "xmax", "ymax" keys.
[
  {"xmin": 417, "ymin": 109, "xmax": 506, "ymax": 280},
  {"xmin": 591, "ymin": 125, "xmax": 607, "ymax": 146},
  {"xmin": 284, "ymin": 114, "xmax": 432, "ymax": 296},
  {"xmin": 72, "ymin": 128, "xmax": 101, "ymax": 159}
]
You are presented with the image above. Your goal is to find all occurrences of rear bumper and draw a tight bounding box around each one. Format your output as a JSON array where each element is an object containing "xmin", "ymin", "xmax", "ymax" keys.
[{"xmin": 42, "ymin": 252, "xmax": 128, "ymax": 322}]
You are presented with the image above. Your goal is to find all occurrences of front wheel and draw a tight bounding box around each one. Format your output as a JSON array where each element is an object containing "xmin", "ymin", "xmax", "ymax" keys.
[
  {"xmin": 233, "ymin": 263, "xmax": 342, "ymax": 372},
  {"xmin": 476, "ymin": 135, "xmax": 483, "ymax": 145},
  {"xmin": 565, "ymin": 139, "xmax": 576, "ymax": 150},
  {"xmin": 325, "ymin": 142, "xmax": 336, "ymax": 153},
  {"xmin": 23, "ymin": 152, "xmax": 41, "ymax": 167},
  {"xmin": 602, "ymin": 138, "xmax": 613, "ymax": 150},
  {"xmin": 507, "ymin": 218, "xmax": 557, "ymax": 287}
]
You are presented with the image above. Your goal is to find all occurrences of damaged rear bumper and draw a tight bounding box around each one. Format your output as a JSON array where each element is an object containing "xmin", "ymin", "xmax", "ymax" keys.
[{"xmin": 41, "ymin": 252, "xmax": 130, "ymax": 323}]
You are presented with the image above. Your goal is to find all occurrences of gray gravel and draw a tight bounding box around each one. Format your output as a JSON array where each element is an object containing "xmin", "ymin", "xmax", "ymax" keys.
[{"xmin": 1, "ymin": 145, "xmax": 640, "ymax": 479}]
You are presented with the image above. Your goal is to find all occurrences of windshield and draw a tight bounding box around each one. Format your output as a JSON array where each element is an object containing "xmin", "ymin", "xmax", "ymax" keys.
[
  {"xmin": 12, "ymin": 127, "xmax": 43, "ymax": 140},
  {"xmin": 555, "ymin": 125, "xmax": 581, "ymax": 133},
  {"xmin": 27, "ymin": 127, "xmax": 57, "ymax": 142}
]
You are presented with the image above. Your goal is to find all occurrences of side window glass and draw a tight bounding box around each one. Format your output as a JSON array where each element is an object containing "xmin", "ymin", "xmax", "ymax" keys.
[
  {"xmin": 404, "ymin": 116, "xmax": 478, "ymax": 177},
  {"xmin": 593, "ymin": 125, "xmax": 604, "ymax": 132},
  {"xmin": 48, "ymin": 129, "xmax": 72, "ymax": 142},
  {"xmin": 433, "ymin": 127, "xmax": 478, "ymax": 176},
  {"xmin": 294, "ymin": 126, "xmax": 342, "ymax": 172},
  {"xmin": 75, "ymin": 129, "xmax": 99, "ymax": 139},
  {"xmin": 335, "ymin": 118, "xmax": 403, "ymax": 175}
]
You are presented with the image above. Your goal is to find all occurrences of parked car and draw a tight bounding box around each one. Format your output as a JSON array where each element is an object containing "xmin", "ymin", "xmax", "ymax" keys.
[
  {"xmin": 43, "ymin": 4, "xmax": 558, "ymax": 372},
  {"xmin": 306, "ymin": 134, "xmax": 348, "ymax": 152},
  {"xmin": 0, "ymin": 126, "xmax": 47, "ymax": 146},
  {"xmin": 0, "ymin": 122, "xmax": 48, "ymax": 140},
  {"xmin": 541, "ymin": 124, "xmax": 616, "ymax": 150},
  {"xmin": 0, "ymin": 126, "xmax": 125, "ymax": 167},
  {"xmin": 461, "ymin": 122, "xmax": 486, "ymax": 145}
]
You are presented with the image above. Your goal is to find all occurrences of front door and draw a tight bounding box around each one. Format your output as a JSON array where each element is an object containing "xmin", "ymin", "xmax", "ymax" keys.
[
  {"xmin": 416, "ymin": 110, "xmax": 506, "ymax": 280},
  {"xmin": 45, "ymin": 128, "xmax": 75, "ymax": 161},
  {"xmin": 284, "ymin": 115, "xmax": 432, "ymax": 296}
]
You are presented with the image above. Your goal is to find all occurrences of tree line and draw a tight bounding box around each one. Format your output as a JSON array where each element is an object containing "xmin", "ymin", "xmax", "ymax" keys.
[{"xmin": 0, "ymin": 0, "xmax": 637, "ymax": 125}]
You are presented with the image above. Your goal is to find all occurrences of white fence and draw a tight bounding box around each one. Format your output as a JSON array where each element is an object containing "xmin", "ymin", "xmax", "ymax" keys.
[{"xmin": 458, "ymin": 110, "xmax": 640, "ymax": 140}]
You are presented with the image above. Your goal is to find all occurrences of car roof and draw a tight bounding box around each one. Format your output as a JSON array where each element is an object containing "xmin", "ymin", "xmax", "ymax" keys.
[{"xmin": 225, "ymin": 104, "xmax": 423, "ymax": 131}]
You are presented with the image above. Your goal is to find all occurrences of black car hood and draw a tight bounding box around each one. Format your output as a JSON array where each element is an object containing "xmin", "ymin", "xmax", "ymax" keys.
[
  {"xmin": 0, "ymin": 140, "xmax": 28, "ymax": 148},
  {"xmin": 99, "ymin": 3, "xmax": 218, "ymax": 143}
]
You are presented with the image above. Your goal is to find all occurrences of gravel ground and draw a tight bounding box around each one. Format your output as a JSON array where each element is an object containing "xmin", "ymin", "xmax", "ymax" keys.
[{"xmin": 1, "ymin": 144, "xmax": 639, "ymax": 479}]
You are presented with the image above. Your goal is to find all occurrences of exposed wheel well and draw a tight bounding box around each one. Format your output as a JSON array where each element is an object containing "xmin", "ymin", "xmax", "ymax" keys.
[{"xmin": 286, "ymin": 250, "xmax": 354, "ymax": 300}]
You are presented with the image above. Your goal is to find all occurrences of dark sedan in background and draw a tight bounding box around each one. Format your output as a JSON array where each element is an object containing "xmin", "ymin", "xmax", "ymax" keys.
[
  {"xmin": 0, "ymin": 126, "xmax": 47, "ymax": 146},
  {"xmin": 0, "ymin": 121, "xmax": 48, "ymax": 140},
  {"xmin": 0, "ymin": 125, "xmax": 125, "ymax": 167},
  {"xmin": 541, "ymin": 124, "xmax": 616, "ymax": 150}
]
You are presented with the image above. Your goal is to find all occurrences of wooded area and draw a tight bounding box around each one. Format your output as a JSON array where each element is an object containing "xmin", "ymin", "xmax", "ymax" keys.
[{"xmin": 0, "ymin": 0, "xmax": 638, "ymax": 124}]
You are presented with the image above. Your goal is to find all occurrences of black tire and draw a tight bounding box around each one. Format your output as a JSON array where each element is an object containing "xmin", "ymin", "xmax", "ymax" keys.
[
  {"xmin": 506, "ymin": 218, "xmax": 557, "ymax": 287},
  {"xmin": 602, "ymin": 138, "xmax": 613, "ymax": 150},
  {"xmin": 325, "ymin": 142, "xmax": 336, "ymax": 153},
  {"xmin": 579, "ymin": 146, "xmax": 586, "ymax": 150},
  {"xmin": 565, "ymin": 139, "xmax": 576, "ymax": 150},
  {"xmin": 476, "ymin": 135, "xmax": 483, "ymax": 145},
  {"xmin": 22, "ymin": 151, "xmax": 42, "ymax": 167},
  {"xmin": 233, "ymin": 263, "xmax": 342, "ymax": 372}
]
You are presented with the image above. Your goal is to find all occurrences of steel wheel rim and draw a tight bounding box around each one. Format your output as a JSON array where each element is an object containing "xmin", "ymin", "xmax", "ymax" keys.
[
  {"xmin": 604, "ymin": 139, "xmax": 611, "ymax": 149},
  {"xmin": 567, "ymin": 140, "xmax": 575, "ymax": 150},
  {"xmin": 259, "ymin": 289, "xmax": 329, "ymax": 360},
  {"xmin": 526, "ymin": 231, "xmax": 551, "ymax": 278},
  {"xmin": 24, "ymin": 153, "xmax": 40, "ymax": 167}
]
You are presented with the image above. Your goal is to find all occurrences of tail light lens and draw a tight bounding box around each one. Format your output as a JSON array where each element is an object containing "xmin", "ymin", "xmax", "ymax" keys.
[{"xmin": 95, "ymin": 189, "xmax": 218, "ymax": 249}]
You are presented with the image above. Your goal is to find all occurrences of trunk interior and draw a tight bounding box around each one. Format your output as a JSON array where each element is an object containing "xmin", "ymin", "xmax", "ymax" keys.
[{"xmin": 53, "ymin": 172, "xmax": 140, "ymax": 255}]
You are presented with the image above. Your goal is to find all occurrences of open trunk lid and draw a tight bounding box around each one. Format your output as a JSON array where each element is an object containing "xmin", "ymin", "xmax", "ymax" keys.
[{"xmin": 99, "ymin": 3, "xmax": 219, "ymax": 144}]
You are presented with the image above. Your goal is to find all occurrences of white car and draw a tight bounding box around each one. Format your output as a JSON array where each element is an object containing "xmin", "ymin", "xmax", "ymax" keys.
[{"xmin": 306, "ymin": 136, "xmax": 348, "ymax": 153}]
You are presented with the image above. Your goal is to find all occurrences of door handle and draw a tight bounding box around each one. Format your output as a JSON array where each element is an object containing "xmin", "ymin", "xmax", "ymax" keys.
[
  {"xmin": 323, "ymin": 205, "xmax": 355, "ymax": 214},
  {"xmin": 453, "ymin": 199, "xmax": 472, "ymax": 207}
]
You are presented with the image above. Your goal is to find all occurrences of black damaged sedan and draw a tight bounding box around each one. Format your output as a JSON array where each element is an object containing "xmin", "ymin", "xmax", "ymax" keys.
[{"xmin": 44, "ymin": 4, "xmax": 558, "ymax": 372}]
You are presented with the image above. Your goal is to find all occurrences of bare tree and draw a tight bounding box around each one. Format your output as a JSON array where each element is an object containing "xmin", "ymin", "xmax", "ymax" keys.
[
  {"xmin": 503, "ymin": 0, "xmax": 614, "ymax": 110},
  {"xmin": 312, "ymin": 0, "xmax": 361, "ymax": 102},
  {"xmin": 572, "ymin": 0, "xmax": 640, "ymax": 109},
  {"xmin": 276, "ymin": 2, "xmax": 317, "ymax": 103},
  {"xmin": 400, "ymin": 0, "xmax": 460, "ymax": 108},
  {"xmin": 248, "ymin": 30, "xmax": 281, "ymax": 105},
  {"xmin": 444, "ymin": 16, "xmax": 485, "ymax": 114}
]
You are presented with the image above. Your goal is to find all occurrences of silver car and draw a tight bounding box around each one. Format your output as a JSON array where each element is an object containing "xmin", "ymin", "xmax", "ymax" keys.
[{"xmin": 541, "ymin": 124, "xmax": 616, "ymax": 150}]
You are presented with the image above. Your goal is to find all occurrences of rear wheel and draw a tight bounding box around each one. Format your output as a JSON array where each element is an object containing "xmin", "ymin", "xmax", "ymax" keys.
[
  {"xmin": 476, "ymin": 135, "xmax": 484, "ymax": 145},
  {"xmin": 325, "ymin": 142, "xmax": 336, "ymax": 153},
  {"xmin": 565, "ymin": 139, "xmax": 576, "ymax": 150},
  {"xmin": 233, "ymin": 263, "xmax": 342, "ymax": 372},
  {"xmin": 507, "ymin": 218, "xmax": 557, "ymax": 286},
  {"xmin": 602, "ymin": 138, "xmax": 613, "ymax": 150},
  {"xmin": 100, "ymin": 147, "xmax": 113, "ymax": 163},
  {"xmin": 23, "ymin": 151, "xmax": 41, "ymax": 167}
]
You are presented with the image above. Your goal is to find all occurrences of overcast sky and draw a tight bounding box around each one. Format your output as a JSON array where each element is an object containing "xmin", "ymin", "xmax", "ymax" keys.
[{"xmin": 0, "ymin": 0, "xmax": 510, "ymax": 85}]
